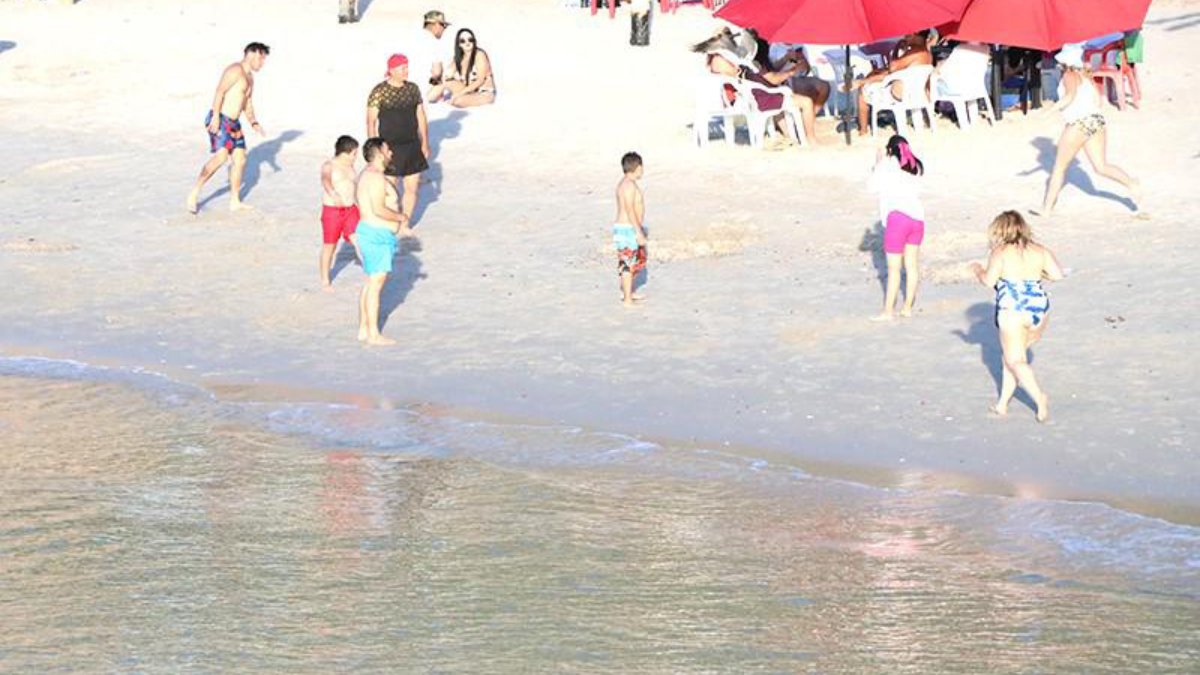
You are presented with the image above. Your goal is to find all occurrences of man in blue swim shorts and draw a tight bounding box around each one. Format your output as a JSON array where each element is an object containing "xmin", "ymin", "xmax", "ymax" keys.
[
  {"xmin": 354, "ymin": 137, "xmax": 414, "ymax": 345},
  {"xmin": 186, "ymin": 42, "xmax": 270, "ymax": 214}
]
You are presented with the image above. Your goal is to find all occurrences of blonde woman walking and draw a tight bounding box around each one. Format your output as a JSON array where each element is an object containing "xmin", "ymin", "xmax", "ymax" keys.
[{"xmin": 970, "ymin": 211, "xmax": 1065, "ymax": 422}]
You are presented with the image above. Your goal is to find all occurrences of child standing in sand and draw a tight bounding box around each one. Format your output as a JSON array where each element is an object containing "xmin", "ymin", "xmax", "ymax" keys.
[
  {"xmin": 868, "ymin": 134, "xmax": 925, "ymax": 321},
  {"xmin": 614, "ymin": 152, "xmax": 647, "ymax": 306},
  {"xmin": 319, "ymin": 135, "xmax": 360, "ymax": 289}
]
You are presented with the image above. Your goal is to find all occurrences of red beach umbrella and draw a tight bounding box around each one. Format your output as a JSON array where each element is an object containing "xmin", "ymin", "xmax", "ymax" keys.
[
  {"xmin": 715, "ymin": 0, "xmax": 969, "ymax": 45},
  {"xmin": 714, "ymin": 0, "xmax": 970, "ymax": 144},
  {"xmin": 940, "ymin": 0, "xmax": 1153, "ymax": 51}
]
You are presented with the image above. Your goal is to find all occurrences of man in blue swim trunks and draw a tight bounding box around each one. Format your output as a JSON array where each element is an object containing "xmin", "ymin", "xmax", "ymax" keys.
[
  {"xmin": 355, "ymin": 137, "xmax": 414, "ymax": 345},
  {"xmin": 186, "ymin": 42, "xmax": 269, "ymax": 214}
]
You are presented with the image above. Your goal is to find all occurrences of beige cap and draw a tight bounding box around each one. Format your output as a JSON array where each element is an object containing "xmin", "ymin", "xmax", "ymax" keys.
[{"xmin": 423, "ymin": 10, "xmax": 450, "ymax": 26}]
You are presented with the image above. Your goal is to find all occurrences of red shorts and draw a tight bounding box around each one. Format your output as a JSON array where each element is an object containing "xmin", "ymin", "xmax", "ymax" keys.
[
  {"xmin": 321, "ymin": 205, "xmax": 360, "ymax": 244},
  {"xmin": 617, "ymin": 245, "xmax": 647, "ymax": 276}
]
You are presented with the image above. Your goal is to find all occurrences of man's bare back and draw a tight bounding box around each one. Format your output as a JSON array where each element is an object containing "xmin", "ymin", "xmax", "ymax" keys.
[
  {"xmin": 615, "ymin": 176, "xmax": 645, "ymax": 234},
  {"xmin": 322, "ymin": 159, "xmax": 357, "ymax": 207}
]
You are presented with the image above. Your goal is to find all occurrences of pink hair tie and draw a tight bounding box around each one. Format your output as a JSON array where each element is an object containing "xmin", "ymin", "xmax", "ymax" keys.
[{"xmin": 898, "ymin": 142, "xmax": 917, "ymax": 169}]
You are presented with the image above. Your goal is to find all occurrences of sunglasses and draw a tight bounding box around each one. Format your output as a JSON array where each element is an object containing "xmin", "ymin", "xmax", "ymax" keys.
[{"xmin": 459, "ymin": 38, "xmax": 475, "ymax": 44}]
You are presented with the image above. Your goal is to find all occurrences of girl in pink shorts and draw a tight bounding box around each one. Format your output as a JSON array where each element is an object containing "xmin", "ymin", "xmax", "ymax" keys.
[{"xmin": 868, "ymin": 134, "xmax": 925, "ymax": 321}]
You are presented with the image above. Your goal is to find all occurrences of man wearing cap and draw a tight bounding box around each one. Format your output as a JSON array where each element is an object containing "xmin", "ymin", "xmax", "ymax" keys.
[
  {"xmin": 413, "ymin": 10, "xmax": 452, "ymax": 101},
  {"xmin": 367, "ymin": 54, "xmax": 430, "ymax": 226}
]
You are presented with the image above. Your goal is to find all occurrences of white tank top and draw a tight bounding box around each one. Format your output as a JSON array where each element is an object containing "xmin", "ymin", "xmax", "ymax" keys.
[{"xmin": 1058, "ymin": 72, "xmax": 1100, "ymax": 122}]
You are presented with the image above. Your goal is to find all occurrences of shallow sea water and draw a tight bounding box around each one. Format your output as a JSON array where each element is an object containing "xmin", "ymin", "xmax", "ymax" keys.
[{"xmin": 1, "ymin": 358, "xmax": 1197, "ymax": 672}]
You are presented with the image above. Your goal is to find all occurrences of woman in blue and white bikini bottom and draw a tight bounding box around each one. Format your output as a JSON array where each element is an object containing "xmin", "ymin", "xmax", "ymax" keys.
[{"xmin": 970, "ymin": 210, "xmax": 1066, "ymax": 423}]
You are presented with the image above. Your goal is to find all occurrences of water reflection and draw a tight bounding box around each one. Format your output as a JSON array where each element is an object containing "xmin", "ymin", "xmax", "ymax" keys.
[{"xmin": 0, "ymin": 374, "xmax": 1197, "ymax": 672}]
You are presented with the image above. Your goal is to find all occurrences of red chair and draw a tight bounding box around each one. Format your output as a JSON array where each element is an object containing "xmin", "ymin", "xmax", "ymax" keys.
[
  {"xmin": 1084, "ymin": 40, "xmax": 1140, "ymax": 111},
  {"xmin": 589, "ymin": 0, "xmax": 617, "ymax": 18}
]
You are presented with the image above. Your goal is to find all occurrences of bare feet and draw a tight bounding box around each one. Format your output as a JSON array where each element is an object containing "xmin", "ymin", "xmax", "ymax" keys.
[
  {"xmin": 899, "ymin": 307, "xmax": 913, "ymax": 318},
  {"xmin": 365, "ymin": 335, "xmax": 396, "ymax": 346},
  {"xmin": 186, "ymin": 189, "xmax": 200, "ymax": 214},
  {"xmin": 230, "ymin": 201, "xmax": 254, "ymax": 212},
  {"xmin": 357, "ymin": 328, "xmax": 369, "ymax": 342},
  {"xmin": 869, "ymin": 312, "xmax": 895, "ymax": 322},
  {"xmin": 988, "ymin": 403, "xmax": 1008, "ymax": 417},
  {"xmin": 1034, "ymin": 394, "xmax": 1049, "ymax": 423},
  {"xmin": 322, "ymin": 281, "xmax": 334, "ymax": 293}
]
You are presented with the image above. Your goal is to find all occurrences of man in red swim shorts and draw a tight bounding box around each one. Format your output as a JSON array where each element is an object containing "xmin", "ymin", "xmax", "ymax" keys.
[{"xmin": 320, "ymin": 135, "xmax": 362, "ymax": 289}]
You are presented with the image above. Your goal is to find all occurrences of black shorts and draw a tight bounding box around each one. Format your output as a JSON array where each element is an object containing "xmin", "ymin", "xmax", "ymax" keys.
[{"xmin": 385, "ymin": 139, "xmax": 429, "ymax": 178}]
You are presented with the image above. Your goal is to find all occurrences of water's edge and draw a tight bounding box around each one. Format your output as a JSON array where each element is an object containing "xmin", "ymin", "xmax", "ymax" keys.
[{"xmin": 3, "ymin": 349, "xmax": 1198, "ymax": 528}]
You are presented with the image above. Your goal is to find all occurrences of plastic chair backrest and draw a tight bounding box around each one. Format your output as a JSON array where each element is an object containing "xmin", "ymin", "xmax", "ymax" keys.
[
  {"xmin": 885, "ymin": 64, "xmax": 934, "ymax": 104},
  {"xmin": 944, "ymin": 44, "xmax": 992, "ymax": 93},
  {"xmin": 821, "ymin": 48, "xmax": 873, "ymax": 79},
  {"xmin": 1084, "ymin": 41, "xmax": 1126, "ymax": 70}
]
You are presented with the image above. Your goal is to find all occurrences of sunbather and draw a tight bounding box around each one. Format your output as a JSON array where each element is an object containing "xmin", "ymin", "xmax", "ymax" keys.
[
  {"xmin": 848, "ymin": 31, "xmax": 933, "ymax": 135},
  {"xmin": 706, "ymin": 51, "xmax": 821, "ymax": 144}
]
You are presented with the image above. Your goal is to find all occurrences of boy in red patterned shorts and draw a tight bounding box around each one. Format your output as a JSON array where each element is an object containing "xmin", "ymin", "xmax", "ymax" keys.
[{"xmin": 613, "ymin": 152, "xmax": 647, "ymax": 305}]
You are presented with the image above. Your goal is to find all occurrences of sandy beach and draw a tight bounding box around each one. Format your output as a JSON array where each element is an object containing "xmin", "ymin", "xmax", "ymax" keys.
[{"xmin": 1, "ymin": 0, "xmax": 1197, "ymax": 522}]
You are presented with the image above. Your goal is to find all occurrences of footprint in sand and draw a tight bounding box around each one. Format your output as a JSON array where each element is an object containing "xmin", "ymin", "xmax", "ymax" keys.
[
  {"xmin": 25, "ymin": 153, "xmax": 130, "ymax": 175},
  {"xmin": 1, "ymin": 237, "xmax": 78, "ymax": 254}
]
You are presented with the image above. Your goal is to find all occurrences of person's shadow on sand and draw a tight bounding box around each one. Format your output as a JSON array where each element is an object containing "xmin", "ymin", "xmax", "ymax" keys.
[
  {"xmin": 858, "ymin": 221, "xmax": 886, "ymax": 294},
  {"xmin": 358, "ymin": 0, "xmax": 379, "ymax": 20},
  {"xmin": 952, "ymin": 302, "xmax": 1037, "ymax": 411},
  {"xmin": 0, "ymin": 41, "xmax": 16, "ymax": 56},
  {"xmin": 1019, "ymin": 136, "xmax": 1135, "ymax": 211},
  {"xmin": 410, "ymin": 110, "xmax": 466, "ymax": 226},
  {"xmin": 199, "ymin": 129, "xmax": 304, "ymax": 208},
  {"xmin": 1144, "ymin": 11, "xmax": 1200, "ymax": 31},
  {"xmin": 329, "ymin": 242, "xmax": 360, "ymax": 284},
  {"xmin": 379, "ymin": 237, "xmax": 426, "ymax": 331}
]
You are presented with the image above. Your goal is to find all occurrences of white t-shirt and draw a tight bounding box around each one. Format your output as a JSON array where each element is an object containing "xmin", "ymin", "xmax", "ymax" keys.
[
  {"xmin": 868, "ymin": 158, "xmax": 924, "ymax": 223},
  {"xmin": 937, "ymin": 42, "xmax": 990, "ymax": 93},
  {"xmin": 406, "ymin": 28, "xmax": 452, "ymax": 86}
]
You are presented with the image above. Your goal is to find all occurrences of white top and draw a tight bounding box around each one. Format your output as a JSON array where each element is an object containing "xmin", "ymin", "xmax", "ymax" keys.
[
  {"xmin": 937, "ymin": 42, "xmax": 990, "ymax": 92},
  {"xmin": 868, "ymin": 158, "xmax": 924, "ymax": 223},
  {"xmin": 406, "ymin": 28, "xmax": 452, "ymax": 85},
  {"xmin": 1058, "ymin": 73, "xmax": 1100, "ymax": 122}
]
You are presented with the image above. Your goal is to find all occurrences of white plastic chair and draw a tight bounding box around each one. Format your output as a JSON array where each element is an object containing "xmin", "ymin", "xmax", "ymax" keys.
[
  {"xmin": 869, "ymin": 64, "xmax": 935, "ymax": 135},
  {"xmin": 731, "ymin": 75, "xmax": 807, "ymax": 149},
  {"xmin": 695, "ymin": 51, "xmax": 807, "ymax": 150},
  {"xmin": 818, "ymin": 47, "xmax": 875, "ymax": 118},
  {"xmin": 693, "ymin": 74, "xmax": 744, "ymax": 147},
  {"xmin": 930, "ymin": 69, "xmax": 995, "ymax": 129}
]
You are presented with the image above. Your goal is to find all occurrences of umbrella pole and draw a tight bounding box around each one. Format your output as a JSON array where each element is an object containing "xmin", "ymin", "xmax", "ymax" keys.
[
  {"xmin": 843, "ymin": 44, "xmax": 852, "ymax": 145},
  {"xmin": 991, "ymin": 44, "xmax": 1005, "ymax": 122}
]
